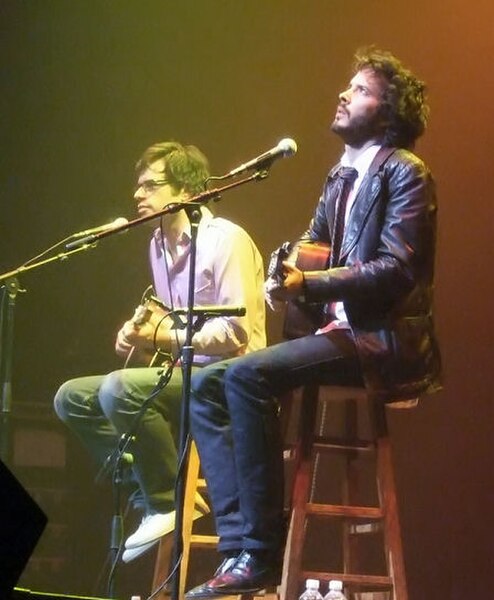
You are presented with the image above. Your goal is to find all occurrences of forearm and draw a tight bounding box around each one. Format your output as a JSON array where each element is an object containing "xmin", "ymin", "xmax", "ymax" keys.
[{"xmin": 169, "ymin": 317, "xmax": 249, "ymax": 358}]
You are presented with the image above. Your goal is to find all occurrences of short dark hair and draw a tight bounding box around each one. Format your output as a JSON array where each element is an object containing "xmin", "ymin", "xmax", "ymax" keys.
[
  {"xmin": 353, "ymin": 47, "xmax": 429, "ymax": 149},
  {"xmin": 136, "ymin": 141, "xmax": 210, "ymax": 196}
]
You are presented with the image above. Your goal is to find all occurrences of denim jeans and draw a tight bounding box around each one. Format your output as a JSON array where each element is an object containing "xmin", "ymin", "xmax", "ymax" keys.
[
  {"xmin": 189, "ymin": 329, "xmax": 363, "ymax": 554},
  {"xmin": 54, "ymin": 365, "xmax": 199, "ymax": 514}
]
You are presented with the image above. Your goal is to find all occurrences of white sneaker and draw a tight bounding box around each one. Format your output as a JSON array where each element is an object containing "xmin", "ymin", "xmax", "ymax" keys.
[
  {"xmin": 125, "ymin": 512, "xmax": 175, "ymax": 549},
  {"xmin": 121, "ymin": 539, "xmax": 158, "ymax": 563},
  {"xmin": 125, "ymin": 493, "xmax": 210, "ymax": 549}
]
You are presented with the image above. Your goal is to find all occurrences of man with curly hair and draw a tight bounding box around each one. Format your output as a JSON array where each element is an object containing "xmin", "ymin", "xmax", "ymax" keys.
[{"xmin": 186, "ymin": 48, "xmax": 442, "ymax": 597}]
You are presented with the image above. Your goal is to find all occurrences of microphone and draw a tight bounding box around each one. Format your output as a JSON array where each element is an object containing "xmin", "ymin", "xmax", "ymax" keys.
[
  {"xmin": 227, "ymin": 138, "xmax": 298, "ymax": 177},
  {"xmin": 71, "ymin": 217, "xmax": 129, "ymax": 239},
  {"xmin": 173, "ymin": 306, "xmax": 246, "ymax": 317}
]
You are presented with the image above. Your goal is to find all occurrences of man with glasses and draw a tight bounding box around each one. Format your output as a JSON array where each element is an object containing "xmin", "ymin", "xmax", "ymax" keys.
[{"xmin": 54, "ymin": 141, "xmax": 266, "ymax": 562}]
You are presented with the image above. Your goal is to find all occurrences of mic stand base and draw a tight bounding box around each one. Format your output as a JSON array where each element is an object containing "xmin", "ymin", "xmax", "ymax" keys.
[{"xmin": 106, "ymin": 439, "xmax": 133, "ymax": 599}]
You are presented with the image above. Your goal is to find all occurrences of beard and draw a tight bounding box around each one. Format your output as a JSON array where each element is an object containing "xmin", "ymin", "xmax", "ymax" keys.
[{"xmin": 331, "ymin": 111, "xmax": 386, "ymax": 147}]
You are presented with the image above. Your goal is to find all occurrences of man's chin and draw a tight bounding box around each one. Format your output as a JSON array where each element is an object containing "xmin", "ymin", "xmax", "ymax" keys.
[
  {"xmin": 330, "ymin": 121, "xmax": 351, "ymax": 141},
  {"xmin": 330, "ymin": 123, "xmax": 375, "ymax": 147},
  {"xmin": 330, "ymin": 120, "xmax": 342, "ymax": 134}
]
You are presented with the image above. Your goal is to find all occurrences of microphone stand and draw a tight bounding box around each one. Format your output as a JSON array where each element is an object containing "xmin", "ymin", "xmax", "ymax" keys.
[
  {"xmin": 167, "ymin": 172, "xmax": 270, "ymax": 600},
  {"xmin": 169, "ymin": 201, "xmax": 200, "ymax": 600},
  {"xmin": 97, "ymin": 363, "xmax": 176, "ymax": 599},
  {"xmin": 0, "ymin": 277, "xmax": 22, "ymax": 464},
  {"xmin": 0, "ymin": 244, "xmax": 96, "ymax": 466},
  {"xmin": 107, "ymin": 437, "xmax": 135, "ymax": 599}
]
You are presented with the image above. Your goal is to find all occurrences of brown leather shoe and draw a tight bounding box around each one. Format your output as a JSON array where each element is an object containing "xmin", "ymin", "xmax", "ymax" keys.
[{"xmin": 185, "ymin": 550, "xmax": 281, "ymax": 598}]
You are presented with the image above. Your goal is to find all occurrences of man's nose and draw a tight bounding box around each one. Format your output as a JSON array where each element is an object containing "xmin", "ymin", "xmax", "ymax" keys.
[{"xmin": 339, "ymin": 88, "xmax": 351, "ymax": 104}]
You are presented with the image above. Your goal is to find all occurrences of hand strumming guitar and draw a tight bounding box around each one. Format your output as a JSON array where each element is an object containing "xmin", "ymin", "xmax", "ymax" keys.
[
  {"xmin": 272, "ymin": 261, "xmax": 304, "ymax": 299},
  {"xmin": 115, "ymin": 327, "xmax": 134, "ymax": 358},
  {"xmin": 265, "ymin": 241, "xmax": 305, "ymax": 311},
  {"xmin": 115, "ymin": 298, "xmax": 173, "ymax": 361},
  {"xmin": 264, "ymin": 261, "xmax": 305, "ymax": 312}
]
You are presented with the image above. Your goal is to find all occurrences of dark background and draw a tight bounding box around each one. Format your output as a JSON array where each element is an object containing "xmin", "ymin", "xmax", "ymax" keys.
[{"xmin": 1, "ymin": 1, "xmax": 493, "ymax": 599}]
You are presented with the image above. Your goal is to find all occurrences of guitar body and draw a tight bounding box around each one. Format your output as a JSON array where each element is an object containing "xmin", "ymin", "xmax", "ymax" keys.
[{"xmin": 268, "ymin": 241, "xmax": 330, "ymax": 339}]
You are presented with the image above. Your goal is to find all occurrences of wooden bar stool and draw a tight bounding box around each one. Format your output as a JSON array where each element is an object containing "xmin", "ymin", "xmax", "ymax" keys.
[{"xmin": 279, "ymin": 385, "xmax": 416, "ymax": 600}]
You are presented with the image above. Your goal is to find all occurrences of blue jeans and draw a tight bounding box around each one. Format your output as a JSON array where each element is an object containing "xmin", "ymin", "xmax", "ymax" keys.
[
  {"xmin": 189, "ymin": 329, "xmax": 363, "ymax": 554},
  {"xmin": 54, "ymin": 366, "xmax": 199, "ymax": 514}
]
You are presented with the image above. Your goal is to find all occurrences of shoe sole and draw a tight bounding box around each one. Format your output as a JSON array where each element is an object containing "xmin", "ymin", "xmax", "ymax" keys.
[
  {"xmin": 185, "ymin": 585, "xmax": 276, "ymax": 598},
  {"xmin": 126, "ymin": 507, "xmax": 209, "ymax": 549},
  {"xmin": 122, "ymin": 539, "xmax": 158, "ymax": 563}
]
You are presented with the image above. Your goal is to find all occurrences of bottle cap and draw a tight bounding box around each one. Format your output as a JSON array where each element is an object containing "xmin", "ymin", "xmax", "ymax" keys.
[
  {"xmin": 306, "ymin": 578, "xmax": 320, "ymax": 589},
  {"xmin": 329, "ymin": 580, "xmax": 343, "ymax": 591}
]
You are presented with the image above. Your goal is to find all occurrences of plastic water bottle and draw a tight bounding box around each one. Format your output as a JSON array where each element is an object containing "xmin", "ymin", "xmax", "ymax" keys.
[
  {"xmin": 323, "ymin": 579, "xmax": 348, "ymax": 600},
  {"xmin": 298, "ymin": 578, "xmax": 324, "ymax": 600}
]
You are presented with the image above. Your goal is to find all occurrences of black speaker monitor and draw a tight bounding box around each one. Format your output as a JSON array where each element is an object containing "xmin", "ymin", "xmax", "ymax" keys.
[{"xmin": 0, "ymin": 459, "xmax": 48, "ymax": 599}]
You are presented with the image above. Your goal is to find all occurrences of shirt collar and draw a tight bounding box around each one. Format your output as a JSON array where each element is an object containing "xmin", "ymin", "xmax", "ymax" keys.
[
  {"xmin": 152, "ymin": 206, "xmax": 214, "ymax": 252},
  {"xmin": 340, "ymin": 144, "xmax": 382, "ymax": 177}
]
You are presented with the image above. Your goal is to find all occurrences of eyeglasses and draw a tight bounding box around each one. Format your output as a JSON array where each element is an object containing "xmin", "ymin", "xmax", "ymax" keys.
[{"xmin": 135, "ymin": 179, "xmax": 169, "ymax": 194}]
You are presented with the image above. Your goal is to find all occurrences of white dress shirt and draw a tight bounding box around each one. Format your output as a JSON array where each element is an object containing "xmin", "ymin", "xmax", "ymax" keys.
[{"xmin": 150, "ymin": 208, "xmax": 266, "ymax": 364}]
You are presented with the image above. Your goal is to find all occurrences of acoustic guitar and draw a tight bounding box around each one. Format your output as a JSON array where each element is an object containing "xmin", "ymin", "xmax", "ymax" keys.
[
  {"xmin": 268, "ymin": 240, "xmax": 330, "ymax": 339},
  {"xmin": 123, "ymin": 286, "xmax": 174, "ymax": 368}
]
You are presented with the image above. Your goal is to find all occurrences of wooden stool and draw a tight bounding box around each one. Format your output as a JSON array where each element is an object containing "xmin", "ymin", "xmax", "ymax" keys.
[
  {"xmin": 280, "ymin": 385, "xmax": 416, "ymax": 600},
  {"xmin": 151, "ymin": 440, "xmax": 217, "ymax": 600}
]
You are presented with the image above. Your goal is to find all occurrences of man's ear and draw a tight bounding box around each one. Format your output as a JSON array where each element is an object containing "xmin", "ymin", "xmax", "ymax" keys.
[{"xmin": 172, "ymin": 186, "xmax": 189, "ymax": 201}]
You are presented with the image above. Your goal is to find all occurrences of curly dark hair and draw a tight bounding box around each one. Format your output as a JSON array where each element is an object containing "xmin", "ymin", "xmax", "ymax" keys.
[
  {"xmin": 353, "ymin": 47, "xmax": 429, "ymax": 149},
  {"xmin": 136, "ymin": 141, "xmax": 210, "ymax": 196}
]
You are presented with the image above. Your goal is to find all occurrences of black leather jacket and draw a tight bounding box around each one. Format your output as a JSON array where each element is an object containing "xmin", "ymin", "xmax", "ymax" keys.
[{"xmin": 302, "ymin": 147, "xmax": 442, "ymax": 402}]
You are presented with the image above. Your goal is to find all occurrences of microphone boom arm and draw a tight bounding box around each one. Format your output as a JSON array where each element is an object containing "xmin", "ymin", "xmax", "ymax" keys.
[{"xmin": 65, "ymin": 169, "xmax": 269, "ymax": 250}]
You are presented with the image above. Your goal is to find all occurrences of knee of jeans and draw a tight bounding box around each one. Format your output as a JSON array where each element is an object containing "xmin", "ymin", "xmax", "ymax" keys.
[
  {"xmin": 98, "ymin": 370, "xmax": 128, "ymax": 417},
  {"xmin": 191, "ymin": 368, "xmax": 217, "ymax": 400},
  {"xmin": 53, "ymin": 380, "xmax": 76, "ymax": 421},
  {"xmin": 225, "ymin": 357, "xmax": 258, "ymax": 386}
]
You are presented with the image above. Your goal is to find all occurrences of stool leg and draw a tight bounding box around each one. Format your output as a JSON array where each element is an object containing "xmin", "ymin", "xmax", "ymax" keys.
[
  {"xmin": 179, "ymin": 441, "xmax": 202, "ymax": 599},
  {"xmin": 376, "ymin": 436, "xmax": 408, "ymax": 600},
  {"xmin": 280, "ymin": 386, "xmax": 318, "ymax": 600},
  {"xmin": 280, "ymin": 445, "xmax": 311, "ymax": 600},
  {"xmin": 150, "ymin": 441, "xmax": 202, "ymax": 600},
  {"xmin": 152, "ymin": 535, "xmax": 174, "ymax": 599},
  {"xmin": 340, "ymin": 397, "xmax": 361, "ymax": 578}
]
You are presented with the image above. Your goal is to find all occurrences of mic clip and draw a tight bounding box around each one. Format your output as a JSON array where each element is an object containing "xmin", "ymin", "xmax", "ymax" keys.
[{"xmin": 170, "ymin": 306, "xmax": 246, "ymax": 332}]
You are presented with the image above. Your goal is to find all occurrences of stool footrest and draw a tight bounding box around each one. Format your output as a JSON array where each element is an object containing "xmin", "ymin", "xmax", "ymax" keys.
[
  {"xmin": 197, "ymin": 478, "xmax": 208, "ymax": 492},
  {"xmin": 313, "ymin": 439, "xmax": 375, "ymax": 454},
  {"xmin": 190, "ymin": 533, "xmax": 219, "ymax": 547},
  {"xmin": 306, "ymin": 502, "xmax": 384, "ymax": 519}
]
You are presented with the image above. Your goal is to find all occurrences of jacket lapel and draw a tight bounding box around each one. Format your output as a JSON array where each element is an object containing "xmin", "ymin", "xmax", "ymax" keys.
[
  {"xmin": 340, "ymin": 147, "xmax": 396, "ymax": 260},
  {"xmin": 324, "ymin": 163, "xmax": 343, "ymax": 227}
]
